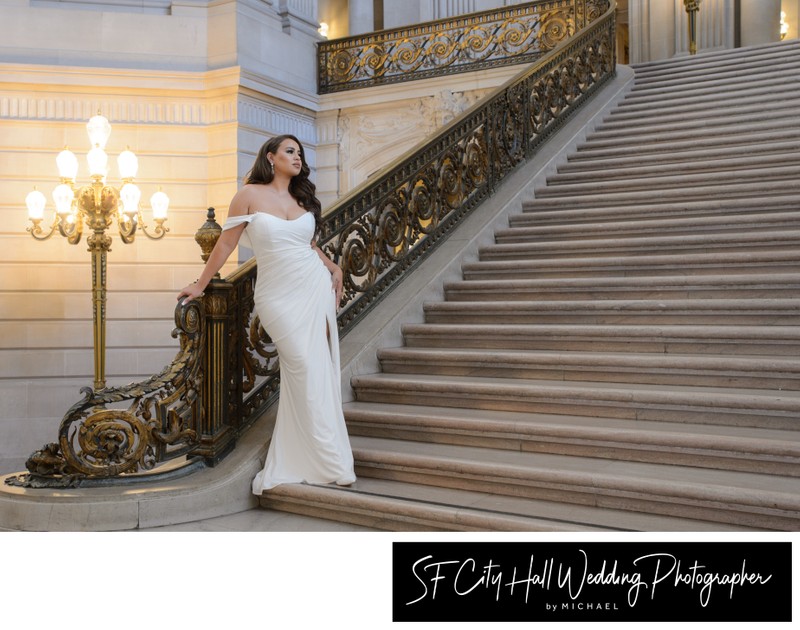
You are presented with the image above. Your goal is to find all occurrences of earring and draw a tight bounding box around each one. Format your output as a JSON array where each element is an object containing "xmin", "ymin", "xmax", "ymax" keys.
[{"xmin": 269, "ymin": 161, "xmax": 274, "ymax": 174}]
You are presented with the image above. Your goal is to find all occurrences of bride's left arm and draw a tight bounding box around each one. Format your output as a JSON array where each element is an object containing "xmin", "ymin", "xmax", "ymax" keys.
[{"xmin": 312, "ymin": 242, "xmax": 343, "ymax": 306}]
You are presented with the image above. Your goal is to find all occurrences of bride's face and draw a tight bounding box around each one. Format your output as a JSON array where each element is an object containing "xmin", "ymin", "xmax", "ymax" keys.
[{"xmin": 269, "ymin": 139, "xmax": 303, "ymax": 178}]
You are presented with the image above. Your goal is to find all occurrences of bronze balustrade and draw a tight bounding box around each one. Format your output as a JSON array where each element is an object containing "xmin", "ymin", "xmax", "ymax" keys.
[
  {"xmin": 6, "ymin": 2, "xmax": 615, "ymax": 487},
  {"xmin": 318, "ymin": 0, "xmax": 609, "ymax": 94}
]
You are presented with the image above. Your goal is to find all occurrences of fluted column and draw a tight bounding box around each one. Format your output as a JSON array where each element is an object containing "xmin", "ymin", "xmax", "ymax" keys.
[{"xmin": 740, "ymin": 0, "xmax": 782, "ymax": 46}]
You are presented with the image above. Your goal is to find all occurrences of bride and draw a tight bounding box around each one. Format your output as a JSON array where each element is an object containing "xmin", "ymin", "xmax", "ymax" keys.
[{"xmin": 177, "ymin": 135, "xmax": 356, "ymax": 493}]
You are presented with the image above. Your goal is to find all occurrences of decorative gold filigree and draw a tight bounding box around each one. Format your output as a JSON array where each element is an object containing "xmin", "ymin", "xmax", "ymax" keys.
[
  {"xmin": 6, "ymin": 300, "xmax": 205, "ymax": 487},
  {"xmin": 319, "ymin": 0, "xmax": 597, "ymax": 93}
]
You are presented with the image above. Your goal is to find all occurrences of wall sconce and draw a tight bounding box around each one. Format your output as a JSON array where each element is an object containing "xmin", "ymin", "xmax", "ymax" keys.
[
  {"xmin": 780, "ymin": 12, "xmax": 789, "ymax": 40},
  {"xmin": 318, "ymin": 21, "xmax": 329, "ymax": 38},
  {"xmin": 25, "ymin": 113, "xmax": 169, "ymax": 390}
]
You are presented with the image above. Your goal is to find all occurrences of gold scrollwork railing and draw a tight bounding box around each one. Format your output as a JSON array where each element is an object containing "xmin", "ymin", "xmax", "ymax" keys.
[
  {"xmin": 318, "ymin": 0, "xmax": 608, "ymax": 93},
  {"xmin": 7, "ymin": 301, "xmax": 206, "ymax": 488},
  {"xmin": 6, "ymin": 3, "xmax": 614, "ymax": 487},
  {"xmin": 323, "ymin": 1, "xmax": 615, "ymax": 335}
]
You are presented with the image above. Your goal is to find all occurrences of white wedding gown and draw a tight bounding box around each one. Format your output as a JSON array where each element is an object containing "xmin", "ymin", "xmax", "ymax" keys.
[{"xmin": 222, "ymin": 211, "xmax": 356, "ymax": 494}]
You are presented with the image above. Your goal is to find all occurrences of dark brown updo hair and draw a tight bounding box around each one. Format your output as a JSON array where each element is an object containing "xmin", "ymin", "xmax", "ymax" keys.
[{"xmin": 245, "ymin": 134, "xmax": 322, "ymax": 235}]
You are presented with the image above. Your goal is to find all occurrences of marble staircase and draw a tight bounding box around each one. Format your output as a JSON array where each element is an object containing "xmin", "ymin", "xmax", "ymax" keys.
[{"xmin": 258, "ymin": 41, "xmax": 800, "ymax": 531}]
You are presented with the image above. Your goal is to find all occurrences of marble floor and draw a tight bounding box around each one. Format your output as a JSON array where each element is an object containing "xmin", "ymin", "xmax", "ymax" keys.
[{"xmin": 133, "ymin": 507, "xmax": 378, "ymax": 532}]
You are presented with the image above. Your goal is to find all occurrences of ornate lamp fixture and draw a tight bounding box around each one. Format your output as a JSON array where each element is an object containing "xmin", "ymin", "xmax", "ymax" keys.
[{"xmin": 25, "ymin": 113, "xmax": 169, "ymax": 391}]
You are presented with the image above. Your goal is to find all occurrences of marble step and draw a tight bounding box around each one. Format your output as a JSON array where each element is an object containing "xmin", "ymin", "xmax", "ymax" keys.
[
  {"xmin": 604, "ymin": 84, "xmax": 800, "ymax": 122},
  {"xmin": 422, "ymin": 298, "xmax": 800, "ymax": 326},
  {"xmin": 343, "ymin": 436, "xmax": 800, "ymax": 530},
  {"xmin": 580, "ymin": 117, "xmax": 799, "ymax": 150},
  {"xmin": 257, "ymin": 477, "xmax": 751, "ymax": 532},
  {"xmin": 626, "ymin": 58, "xmax": 800, "ymax": 97},
  {"xmin": 561, "ymin": 140, "xmax": 800, "ymax": 173},
  {"xmin": 479, "ymin": 230, "xmax": 800, "ymax": 259},
  {"xmin": 534, "ymin": 165, "xmax": 800, "ymax": 198},
  {"xmin": 523, "ymin": 184, "xmax": 800, "ymax": 211},
  {"xmin": 630, "ymin": 40, "xmax": 800, "ymax": 75},
  {"xmin": 375, "ymin": 347, "xmax": 800, "ymax": 390},
  {"xmin": 351, "ymin": 373, "xmax": 800, "ymax": 430},
  {"xmin": 629, "ymin": 59, "xmax": 800, "ymax": 92},
  {"xmin": 462, "ymin": 251, "xmax": 800, "ymax": 280},
  {"xmin": 343, "ymin": 401, "xmax": 800, "ymax": 476},
  {"xmin": 547, "ymin": 153, "xmax": 800, "ymax": 186},
  {"xmin": 401, "ymin": 322, "xmax": 800, "ymax": 356},
  {"xmin": 570, "ymin": 128, "xmax": 800, "ymax": 161},
  {"xmin": 500, "ymin": 211, "xmax": 800, "ymax": 242},
  {"xmin": 595, "ymin": 101, "xmax": 800, "ymax": 138},
  {"xmin": 442, "ymin": 274, "xmax": 800, "ymax": 301},
  {"xmin": 516, "ymin": 195, "xmax": 800, "ymax": 226}
]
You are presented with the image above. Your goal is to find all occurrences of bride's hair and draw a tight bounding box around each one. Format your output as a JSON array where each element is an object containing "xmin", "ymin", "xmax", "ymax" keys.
[{"xmin": 245, "ymin": 134, "xmax": 322, "ymax": 234}]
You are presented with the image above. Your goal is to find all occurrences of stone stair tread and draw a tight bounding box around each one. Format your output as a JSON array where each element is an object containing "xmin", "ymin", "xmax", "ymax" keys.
[
  {"xmin": 534, "ymin": 169, "xmax": 800, "ymax": 197},
  {"xmin": 581, "ymin": 120, "xmax": 800, "ymax": 149},
  {"xmin": 571, "ymin": 129, "xmax": 800, "ymax": 159},
  {"xmin": 480, "ymin": 230, "xmax": 800, "ymax": 254},
  {"xmin": 594, "ymin": 107, "xmax": 800, "ymax": 139},
  {"xmin": 630, "ymin": 40, "xmax": 800, "ymax": 72},
  {"xmin": 605, "ymin": 88, "xmax": 800, "ymax": 121},
  {"xmin": 445, "ymin": 273, "xmax": 800, "ymax": 290},
  {"xmin": 548, "ymin": 155, "xmax": 800, "ymax": 183},
  {"xmin": 376, "ymin": 346, "xmax": 800, "ymax": 375},
  {"xmin": 523, "ymin": 190, "xmax": 800, "ymax": 211},
  {"xmin": 344, "ymin": 401, "xmax": 800, "ymax": 451},
  {"xmin": 506, "ymin": 210, "xmax": 799, "ymax": 232},
  {"xmin": 560, "ymin": 140, "xmax": 800, "ymax": 171},
  {"xmin": 424, "ymin": 297, "xmax": 800, "ymax": 312},
  {"xmin": 258, "ymin": 478, "xmax": 751, "ymax": 531},
  {"xmin": 518, "ymin": 195, "xmax": 800, "ymax": 223},
  {"xmin": 348, "ymin": 435, "xmax": 800, "ymax": 506},
  {"xmin": 401, "ymin": 321, "xmax": 800, "ymax": 340},
  {"xmin": 627, "ymin": 64, "xmax": 800, "ymax": 95},
  {"xmin": 463, "ymin": 251, "xmax": 800, "ymax": 276},
  {"xmin": 623, "ymin": 66, "xmax": 800, "ymax": 99},
  {"xmin": 352, "ymin": 372, "xmax": 800, "ymax": 405}
]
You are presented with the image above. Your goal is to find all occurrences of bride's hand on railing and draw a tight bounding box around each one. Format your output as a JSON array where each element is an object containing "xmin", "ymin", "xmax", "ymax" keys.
[
  {"xmin": 331, "ymin": 266, "xmax": 343, "ymax": 308},
  {"xmin": 177, "ymin": 281, "xmax": 205, "ymax": 306}
]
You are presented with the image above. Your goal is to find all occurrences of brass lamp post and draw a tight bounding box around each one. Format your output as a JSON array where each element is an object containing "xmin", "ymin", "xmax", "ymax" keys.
[
  {"xmin": 684, "ymin": 0, "xmax": 701, "ymax": 55},
  {"xmin": 25, "ymin": 114, "xmax": 169, "ymax": 391}
]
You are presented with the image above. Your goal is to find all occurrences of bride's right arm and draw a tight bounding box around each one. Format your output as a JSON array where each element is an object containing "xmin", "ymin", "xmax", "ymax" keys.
[{"xmin": 177, "ymin": 189, "xmax": 251, "ymax": 303}]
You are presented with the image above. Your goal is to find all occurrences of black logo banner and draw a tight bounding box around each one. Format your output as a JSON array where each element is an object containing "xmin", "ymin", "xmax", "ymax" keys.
[{"xmin": 393, "ymin": 542, "xmax": 791, "ymax": 622}]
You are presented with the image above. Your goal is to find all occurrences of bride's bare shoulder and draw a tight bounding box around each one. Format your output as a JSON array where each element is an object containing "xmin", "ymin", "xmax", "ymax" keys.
[{"xmin": 231, "ymin": 184, "xmax": 274, "ymax": 214}]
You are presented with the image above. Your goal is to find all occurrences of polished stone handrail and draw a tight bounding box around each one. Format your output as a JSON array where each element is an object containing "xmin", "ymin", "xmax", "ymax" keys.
[{"xmin": 318, "ymin": 0, "xmax": 609, "ymax": 93}]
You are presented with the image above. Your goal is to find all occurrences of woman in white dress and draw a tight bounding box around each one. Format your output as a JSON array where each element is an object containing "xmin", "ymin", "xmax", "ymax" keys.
[{"xmin": 177, "ymin": 135, "xmax": 356, "ymax": 494}]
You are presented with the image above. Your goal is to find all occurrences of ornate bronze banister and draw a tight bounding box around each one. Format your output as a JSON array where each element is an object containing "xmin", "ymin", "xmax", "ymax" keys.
[
  {"xmin": 7, "ymin": 300, "xmax": 206, "ymax": 488},
  {"xmin": 318, "ymin": 0, "xmax": 606, "ymax": 93},
  {"xmin": 320, "ymin": 1, "xmax": 615, "ymax": 336}
]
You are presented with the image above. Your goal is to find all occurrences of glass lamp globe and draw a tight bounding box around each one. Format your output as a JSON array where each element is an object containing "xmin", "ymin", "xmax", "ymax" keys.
[
  {"xmin": 118, "ymin": 148, "xmax": 139, "ymax": 180},
  {"xmin": 26, "ymin": 189, "xmax": 47, "ymax": 220},
  {"xmin": 87, "ymin": 145, "xmax": 109, "ymax": 178},
  {"xmin": 119, "ymin": 183, "xmax": 142, "ymax": 216},
  {"xmin": 53, "ymin": 183, "xmax": 75, "ymax": 216},
  {"xmin": 150, "ymin": 190, "xmax": 169, "ymax": 220},
  {"xmin": 86, "ymin": 114, "xmax": 112, "ymax": 150},
  {"xmin": 56, "ymin": 148, "xmax": 79, "ymax": 181}
]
